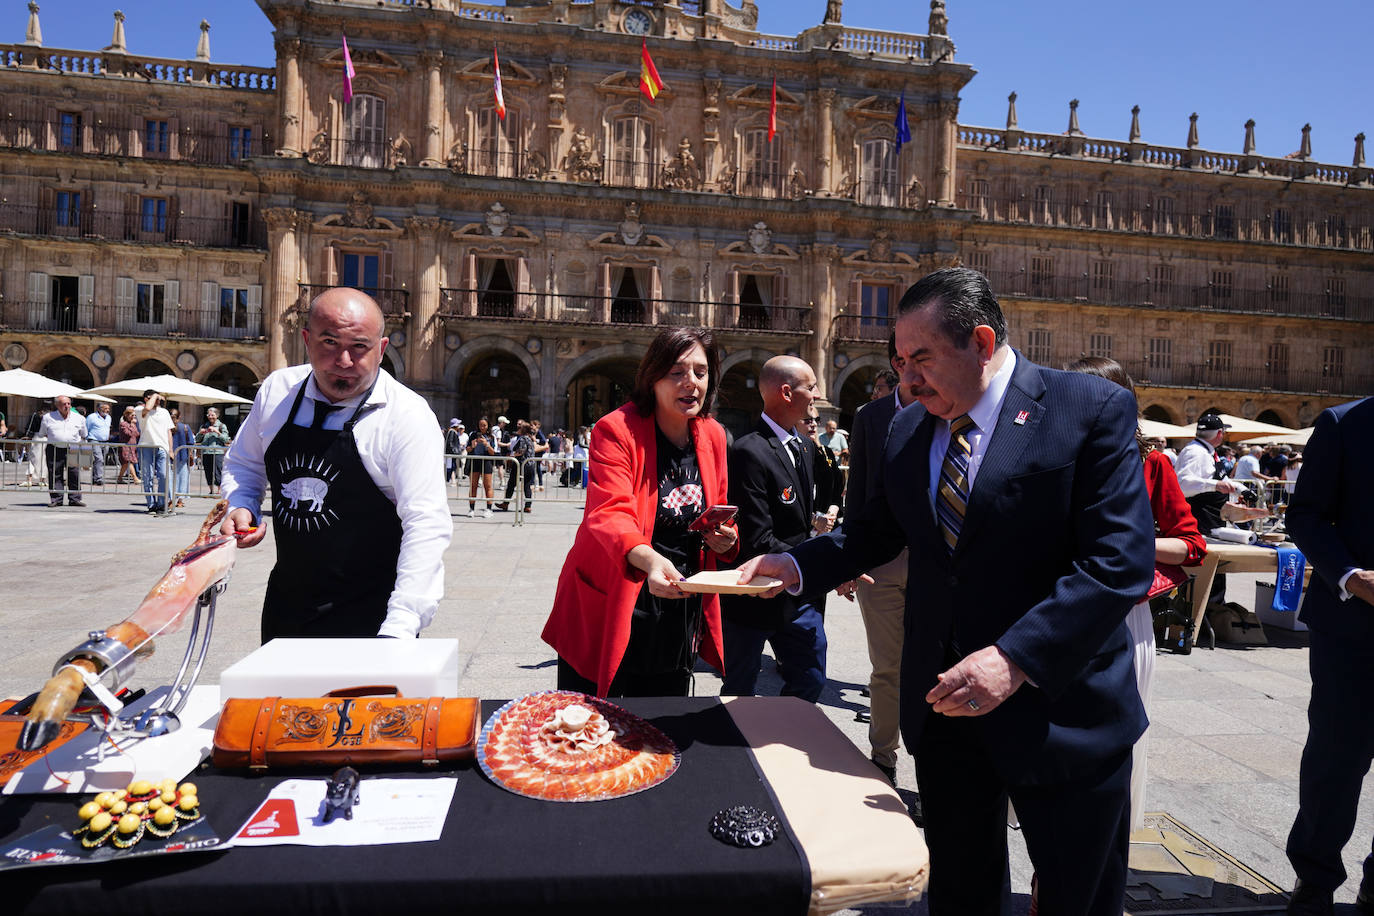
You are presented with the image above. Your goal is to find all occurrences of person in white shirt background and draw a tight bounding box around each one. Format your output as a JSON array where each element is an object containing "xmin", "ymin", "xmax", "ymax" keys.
[{"xmin": 39, "ymin": 395, "xmax": 87, "ymax": 507}]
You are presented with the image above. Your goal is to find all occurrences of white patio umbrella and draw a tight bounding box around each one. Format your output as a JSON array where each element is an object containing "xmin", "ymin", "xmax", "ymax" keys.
[
  {"xmin": 0, "ymin": 368, "xmax": 115, "ymax": 402},
  {"xmin": 82, "ymin": 374, "xmax": 252, "ymax": 407},
  {"xmin": 1205, "ymin": 413, "xmax": 1297, "ymax": 441},
  {"xmin": 1138, "ymin": 417, "xmax": 1193, "ymax": 439},
  {"xmin": 1251, "ymin": 427, "xmax": 1314, "ymax": 447}
]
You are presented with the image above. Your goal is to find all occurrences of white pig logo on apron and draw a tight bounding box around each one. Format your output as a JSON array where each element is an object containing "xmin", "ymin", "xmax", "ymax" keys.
[{"xmin": 275, "ymin": 454, "xmax": 340, "ymax": 531}]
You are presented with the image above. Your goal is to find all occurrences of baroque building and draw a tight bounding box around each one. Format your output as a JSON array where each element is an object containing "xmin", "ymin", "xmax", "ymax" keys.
[{"xmin": 0, "ymin": 0, "xmax": 1368, "ymax": 436}]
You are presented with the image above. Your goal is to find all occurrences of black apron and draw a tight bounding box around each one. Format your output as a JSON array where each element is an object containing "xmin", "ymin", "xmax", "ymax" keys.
[{"xmin": 261, "ymin": 378, "xmax": 403, "ymax": 642}]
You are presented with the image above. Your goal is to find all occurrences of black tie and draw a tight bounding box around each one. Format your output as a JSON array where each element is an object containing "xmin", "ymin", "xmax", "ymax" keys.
[
  {"xmin": 786, "ymin": 436, "xmax": 803, "ymax": 468},
  {"xmin": 310, "ymin": 402, "xmax": 342, "ymax": 430}
]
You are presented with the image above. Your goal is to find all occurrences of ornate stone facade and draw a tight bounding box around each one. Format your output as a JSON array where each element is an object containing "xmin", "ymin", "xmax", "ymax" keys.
[{"xmin": 0, "ymin": 0, "xmax": 1367, "ymax": 435}]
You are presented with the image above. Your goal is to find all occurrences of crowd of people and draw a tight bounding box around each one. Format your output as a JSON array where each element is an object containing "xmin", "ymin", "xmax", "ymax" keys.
[{"xmin": 440, "ymin": 414, "xmax": 591, "ymax": 517}]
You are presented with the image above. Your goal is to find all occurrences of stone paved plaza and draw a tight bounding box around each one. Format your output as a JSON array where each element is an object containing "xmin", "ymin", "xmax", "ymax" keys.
[{"xmin": 1, "ymin": 488, "xmax": 1370, "ymax": 912}]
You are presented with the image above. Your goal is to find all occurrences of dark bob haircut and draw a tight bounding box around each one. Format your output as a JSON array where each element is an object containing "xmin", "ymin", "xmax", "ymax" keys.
[
  {"xmin": 630, "ymin": 327, "xmax": 720, "ymax": 417},
  {"xmin": 896, "ymin": 267, "xmax": 1008, "ymax": 349}
]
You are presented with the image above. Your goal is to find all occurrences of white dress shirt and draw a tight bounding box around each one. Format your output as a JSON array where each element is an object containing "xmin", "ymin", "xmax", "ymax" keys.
[
  {"xmin": 761, "ymin": 411, "xmax": 803, "ymax": 466},
  {"xmin": 40, "ymin": 410, "xmax": 88, "ymax": 445},
  {"xmin": 1233, "ymin": 454, "xmax": 1262, "ymax": 480},
  {"xmin": 222, "ymin": 364, "xmax": 452, "ymax": 638},
  {"xmin": 1173, "ymin": 438, "xmax": 1219, "ymax": 498}
]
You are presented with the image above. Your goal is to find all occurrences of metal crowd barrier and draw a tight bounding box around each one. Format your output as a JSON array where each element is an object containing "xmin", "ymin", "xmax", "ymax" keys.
[
  {"xmin": 442, "ymin": 453, "xmax": 589, "ymax": 526},
  {"xmin": 0, "ymin": 435, "xmax": 185, "ymax": 515}
]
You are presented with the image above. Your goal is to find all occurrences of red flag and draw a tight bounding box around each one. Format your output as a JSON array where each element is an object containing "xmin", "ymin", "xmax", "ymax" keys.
[
  {"xmin": 768, "ymin": 77, "xmax": 777, "ymax": 142},
  {"xmin": 341, "ymin": 34, "xmax": 356, "ymax": 106},
  {"xmin": 493, "ymin": 47, "xmax": 506, "ymax": 120},
  {"xmin": 639, "ymin": 40, "xmax": 665, "ymax": 102}
]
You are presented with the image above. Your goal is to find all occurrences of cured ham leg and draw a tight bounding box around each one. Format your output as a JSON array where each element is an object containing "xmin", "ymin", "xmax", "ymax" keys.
[{"xmin": 18, "ymin": 501, "xmax": 240, "ymax": 751}]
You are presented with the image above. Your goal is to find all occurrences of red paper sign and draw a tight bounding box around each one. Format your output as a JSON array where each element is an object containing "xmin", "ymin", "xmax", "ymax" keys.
[{"xmin": 237, "ymin": 799, "xmax": 300, "ymax": 839}]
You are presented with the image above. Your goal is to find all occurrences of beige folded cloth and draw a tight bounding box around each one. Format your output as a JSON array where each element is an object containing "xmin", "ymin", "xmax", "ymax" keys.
[{"xmin": 723, "ymin": 696, "xmax": 928, "ymax": 914}]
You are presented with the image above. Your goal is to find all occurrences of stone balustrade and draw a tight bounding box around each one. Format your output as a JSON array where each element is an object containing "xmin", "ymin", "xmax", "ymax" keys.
[
  {"xmin": 959, "ymin": 124, "xmax": 1368, "ymax": 187},
  {"xmin": 834, "ymin": 27, "xmax": 926, "ymax": 59},
  {"xmin": 0, "ymin": 44, "xmax": 275, "ymax": 91}
]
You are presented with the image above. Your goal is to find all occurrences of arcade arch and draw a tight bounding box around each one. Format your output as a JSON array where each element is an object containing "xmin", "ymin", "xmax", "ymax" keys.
[
  {"xmin": 40, "ymin": 354, "xmax": 95, "ymax": 390},
  {"xmin": 445, "ymin": 337, "xmax": 541, "ymax": 426}
]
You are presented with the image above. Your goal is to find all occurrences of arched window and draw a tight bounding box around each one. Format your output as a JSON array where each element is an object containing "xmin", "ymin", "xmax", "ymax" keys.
[
  {"xmin": 345, "ymin": 94, "xmax": 386, "ymax": 168},
  {"xmin": 741, "ymin": 129, "xmax": 782, "ymax": 199},
  {"xmin": 860, "ymin": 138, "xmax": 898, "ymax": 207},
  {"xmin": 610, "ymin": 116, "xmax": 654, "ymax": 188},
  {"xmin": 475, "ymin": 107, "xmax": 521, "ymax": 178}
]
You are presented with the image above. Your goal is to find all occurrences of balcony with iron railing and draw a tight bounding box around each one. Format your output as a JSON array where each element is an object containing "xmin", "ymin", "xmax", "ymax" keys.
[
  {"xmin": 956, "ymin": 191, "xmax": 1373, "ymax": 252},
  {"xmin": 0, "ymin": 44, "xmax": 275, "ymax": 90},
  {"xmin": 981, "ymin": 268, "xmax": 1372, "ymax": 322},
  {"xmin": 438, "ymin": 289, "xmax": 811, "ymax": 334},
  {"xmin": 297, "ymin": 284, "xmax": 410, "ymax": 321},
  {"xmin": 0, "ymin": 203, "xmax": 266, "ymax": 249},
  {"xmin": 832, "ymin": 314, "xmax": 894, "ymax": 343},
  {"xmin": 1129, "ymin": 361, "xmax": 1368, "ymax": 399},
  {"xmin": 7, "ymin": 301, "xmax": 263, "ymax": 341},
  {"xmin": 0, "ymin": 117, "xmax": 271, "ymax": 166}
]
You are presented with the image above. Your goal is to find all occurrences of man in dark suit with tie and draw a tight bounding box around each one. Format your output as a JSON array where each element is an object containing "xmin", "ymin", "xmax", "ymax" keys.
[
  {"xmin": 1282, "ymin": 397, "xmax": 1374, "ymax": 916},
  {"xmin": 721, "ymin": 355, "xmax": 828, "ymax": 703},
  {"xmin": 738, "ymin": 268, "xmax": 1155, "ymax": 915}
]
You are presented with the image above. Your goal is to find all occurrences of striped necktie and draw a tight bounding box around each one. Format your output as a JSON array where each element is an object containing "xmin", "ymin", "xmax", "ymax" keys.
[{"xmin": 935, "ymin": 414, "xmax": 975, "ymax": 554}]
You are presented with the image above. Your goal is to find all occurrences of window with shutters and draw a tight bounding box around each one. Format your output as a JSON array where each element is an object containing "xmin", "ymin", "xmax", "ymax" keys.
[
  {"xmin": 1091, "ymin": 261, "xmax": 1114, "ymax": 296},
  {"xmin": 1214, "ymin": 203, "xmax": 1236, "ymax": 239},
  {"xmin": 228, "ymin": 126, "xmax": 254, "ymax": 161},
  {"xmin": 1150, "ymin": 264, "xmax": 1173, "ymax": 305},
  {"xmin": 341, "ymin": 252, "xmax": 380, "ymax": 296},
  {"xmin": 610, "ymin": 116, "xmax": 654, "ymax": 188},
  {"xmin": 1206, "ymin": 340, "xmax": 1233, "ymax": 375},
  {"xmin": 55, "ymin": 190, "xmax": 82, "ymax": 229},
  {"xmin": 48, "ymin": 275, "xmax": 81, "ymax": 332},
  {"xmin": 1032, "ymin": 185, "xmax": 1051, "ymax": 223},
  {"xmin": 1272, "ymin": 207, "xmax": 1293, "ymax": 243},
  {"xmin": 1148, "ymin": 337, "xmax": 1172, "ymax": 370},
  {"xmin": 1025, "ymin": 328, "xmax": 1052, "ymax": 364},
  {"xmin": 1321, "ymin": 346, "xmax": 1344, "ymax": 380},
  {"xmin": 1153, "ymin": 196, "xmax": 1175, "ymax": 234},
  {"xmin": 58, "ymin": 111, "xmax": 81, "ymax": 151},
  {"xmin": 1266, "ymin": 343, "xmax": 1289, "ymax": 386},
  {"xmin": 229, "ymin": 201, "xmax": 253, "ymax": 247},
  {"xmin": 136, "ymin": 282, "xmax": 167, "ymax": 327},
  {"xmin": 345, "ymin": 94, "xmax": 386, "ymax": 168},
  {"xmin": 145, "ymin": 120, "xmax": 169, "ymax": 156},
  {"xmin": 1268, "ymin": 274, "xmax": 1289, "ymax": 305},
  {"xmin": 475, "ymin": 108, "xmax": 520, "ymax": 178},
  {"xmin": 740, "ymin": 128, "xmax": 782, "ymax": 198},
  {"xmin": 1089, "ymin": 333, "xmax": 1113, "ymax": 358},
  {"xmin": 477, "ymin": 258, "xmax": 517, "ymax": 318},
  {"xmin": 1095, "ymin": 190, "xmax": 1115, "ymax": 229},
  {"xmin": 219, "ymin": 287, "xmax": 251, "ymax": 330},
  {"xmin": 965, "ymin": 251, "xmax": 991, "ymax": 275},
  {"xmin": 1324, "ymin": 278, "xmax": 1346, "ymax": 317},
  {"xmin": 860, "ymin": 283, "xmax": 892, "ymax": 327},
  {"xmin": 141, "ymin": 197, "xmax": 168, "ymax": 234},
  {"xmin": 1030, "ymin": 256, "xmax": 1053, "ymax": 296},
  {"xmin": 860, "ymin": 138, "xmax": 898, "ymax": 206},
  {"xmin": 201, "ymin": 282, "xmax": 261, "ymax": 338},
  {"xmin": 967, "ymin": 178, "xmax": 989, "ymax": 215},
  {"xmin": 1209, "ymin": 270, "xmax": 1233, "ymax": 307}
]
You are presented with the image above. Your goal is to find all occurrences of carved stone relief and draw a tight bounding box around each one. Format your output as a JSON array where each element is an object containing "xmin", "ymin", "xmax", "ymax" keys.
[
  {"xmin": 619, "ymin": 202, "xmax": 644, "ymax": 246},
  {"xmin": 564, "ymin": 128, "xmax": 602, "ymax": 183},
  {"xmin": 747, "ymin": 222, "xmax": 773, "ymax": 255},
  {"xmin": 660, "ymin": 137, "xmax": 700, "ymax": 190},
  {"xmin": 307, "ymin": 129, "xmax": 330, "ymax": 165},
  {"xmin": 485, "ymin": 202, "xmax": 511, "ymax": 237},
  {"xmin": 344, "ymin": 191, "xmax": 375, "ymax": 229}
]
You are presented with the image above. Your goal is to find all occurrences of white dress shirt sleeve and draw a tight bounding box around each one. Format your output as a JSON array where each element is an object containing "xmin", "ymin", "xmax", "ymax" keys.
[
  {"xmin": 1173, "ymin": 442, "xmax": 1217, "ymax": 498},
  {"xmin": 1337, "ymin": 568, "xmax": 1361, "ymax": 601},
  {"xmin": 220, "ymin": 383, "xmax": 274, "ymax": 524}
]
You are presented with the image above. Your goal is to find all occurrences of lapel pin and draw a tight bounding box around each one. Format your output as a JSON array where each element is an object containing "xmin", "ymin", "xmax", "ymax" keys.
[{"xmin": 1014, "ymin": 410, "xmax": 1029, "ymax": 426}]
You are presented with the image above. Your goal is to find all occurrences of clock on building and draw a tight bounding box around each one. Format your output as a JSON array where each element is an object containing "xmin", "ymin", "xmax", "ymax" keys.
[{"xmin": 623, "ymin": 8, "xmax": 652, "ymax": 36}]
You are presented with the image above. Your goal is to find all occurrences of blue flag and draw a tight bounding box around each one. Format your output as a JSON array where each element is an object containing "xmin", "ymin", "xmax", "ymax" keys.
[{"xmin": 894, "ymin": 90, "xmax": 911, "ymax": 154}]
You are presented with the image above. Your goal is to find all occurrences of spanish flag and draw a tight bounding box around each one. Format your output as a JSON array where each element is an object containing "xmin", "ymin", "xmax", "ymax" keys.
[
  {"xmin": 639, "ymin": 40, "xmax": 665, "ymax": 102},
  {"xmin": 493, "ymin": 47, "xmax": 506, "ymax": 121}
]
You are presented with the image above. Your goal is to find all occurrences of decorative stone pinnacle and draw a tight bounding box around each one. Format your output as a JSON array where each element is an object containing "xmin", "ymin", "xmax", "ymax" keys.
[
  {"xmin": 24, "ymin": 1, "xmax": 41, "ymax": 47},
  {"xmin": 1128, "ymin": 105, "xmax": 1141, "ymax": 142},
  {"xmin": 1299, "ymin": 123, "xmax": 1312, "ymax": 160},
  {"xmin": 1354, "ymin": 132, "xmax": 1367, "ymax": 169},
  {"xmin": 1005, "ymin": 91, "xmax": 1018, "ymax": 130},
  {"xmin": 1186, "ymin": 112, "xmax": 1199, "ymax": 149},
  {"xmin": 1243, "ymin": 119, "xmax": 1256, "ymax": 155},
  {"xmin": 196, "ymin": 19, "xmax": 210, "ymax": 62},
  {"xmin": 1066, "ymin": 99, "xmax": 1083, "ymax": 136},
  {"xmin": 105, "ymin": 9, "xmax": 127, "ymax": 53}
]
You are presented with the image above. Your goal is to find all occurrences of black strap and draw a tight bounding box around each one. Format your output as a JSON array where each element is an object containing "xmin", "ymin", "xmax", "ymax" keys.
[{"xmin": 310, "ymin": 402, "xmax": 343, "ymax": 430}]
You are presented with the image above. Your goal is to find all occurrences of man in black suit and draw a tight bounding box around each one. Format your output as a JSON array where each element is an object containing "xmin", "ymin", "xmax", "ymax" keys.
[
  {"xmin": 849, "ymin": 337, "xmax": 918, "ymax": 785},
  {"xmin": 721, "ymin": 355, "xmax": 827, "ymax": 703},
  {"xmin": 738, "ymin": 268, "xmax": 1154, "ymax": 915},
  {"xmin": 1283, "ymin": 397, "xmax": 1374, "ymax": 916}
]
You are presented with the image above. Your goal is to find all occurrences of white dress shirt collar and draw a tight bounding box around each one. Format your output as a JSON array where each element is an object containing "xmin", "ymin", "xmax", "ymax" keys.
[{"xmin": 965, "ymin": 348, "xmax": 1017, "ymax": 436}]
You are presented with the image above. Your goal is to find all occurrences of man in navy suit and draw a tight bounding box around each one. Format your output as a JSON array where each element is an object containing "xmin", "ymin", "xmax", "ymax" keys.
[
  {"xmin": 1283, "ymin": 397, "xmax": 1374, "ymax": 916},
  {"xmin": 721, "ymin": 355, "xmax": 828, "ymax": 703},
  {"xmin": 738, "ymin": 268, "xmax": 1154, "ymax": 915}
]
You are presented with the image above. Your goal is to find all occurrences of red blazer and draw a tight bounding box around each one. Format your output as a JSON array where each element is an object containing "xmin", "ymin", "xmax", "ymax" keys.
[
  {"xmin": 1143, "ymin": 449, "xmax": 1207, "ymax": 566},
  {"xmin": 541, "ymin": 404, "xmax": 736, "ymax": 696}
]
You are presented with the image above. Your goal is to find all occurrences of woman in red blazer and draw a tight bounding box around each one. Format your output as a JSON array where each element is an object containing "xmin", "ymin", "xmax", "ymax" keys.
[{"xmin": 542, "ymin": 328, "xmax": 739, "ymax": 697}]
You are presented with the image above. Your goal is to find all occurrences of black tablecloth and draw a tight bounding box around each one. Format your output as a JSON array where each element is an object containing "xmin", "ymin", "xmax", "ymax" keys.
[{"xmin": 1, "ymin": 698, "xmax": 809, "ymax": 915}]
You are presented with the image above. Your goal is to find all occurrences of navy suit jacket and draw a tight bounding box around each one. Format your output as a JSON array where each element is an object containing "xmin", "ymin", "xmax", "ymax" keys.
[
  {"xmin": 724, "ymin": 417, "xmax": 818, "ymax": 629},
  {"xmin": 791, "ymin": 352, "xmax": 1154, "ymax": 783},
  {"xmin": 847, "ymin": 392, "xmax": 904, "ymax": 515},
  {"xmin": 1287, "ymin": 397, "xmax": 1374, "ymax": 641}
]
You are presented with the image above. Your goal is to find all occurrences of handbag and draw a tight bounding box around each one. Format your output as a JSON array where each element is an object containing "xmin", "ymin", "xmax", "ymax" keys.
[
  {"xmin": 1146, "ymin": 562, "xmax": 1188, "ymax": 600},
  {"xmin": 211, "ymin": 686, "xmax": 479, "ymax": 770}
]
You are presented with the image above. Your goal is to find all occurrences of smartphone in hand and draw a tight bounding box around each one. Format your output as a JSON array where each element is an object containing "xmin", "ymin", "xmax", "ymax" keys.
[{"xmin": 689, "ymin": 504, "xmax": 738, "ymax": 532}]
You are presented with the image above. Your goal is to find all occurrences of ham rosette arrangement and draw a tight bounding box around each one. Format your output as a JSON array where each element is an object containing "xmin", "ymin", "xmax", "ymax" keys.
[{"xmin": 478, "ymin": 691, "xmax": 680, "ymax": 802}]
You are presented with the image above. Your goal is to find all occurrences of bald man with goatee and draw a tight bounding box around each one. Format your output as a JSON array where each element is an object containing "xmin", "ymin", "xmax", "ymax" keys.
[
  {"xmin": 221, "ymin": 287, "xmax": 452, "ymax": 641},
  {"xmin": 720, "ymin": 355, "xmax": 828, "ymax": 702}
]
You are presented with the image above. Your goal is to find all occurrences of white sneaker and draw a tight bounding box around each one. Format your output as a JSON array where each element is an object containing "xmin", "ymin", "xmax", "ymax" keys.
[
  {"xmin": 482, "ymin": 508, "xmax": 493, "ymax": 518},
  {"xmin": 464, "ymin": 509, "xmax": 473, "ymax": 517}
]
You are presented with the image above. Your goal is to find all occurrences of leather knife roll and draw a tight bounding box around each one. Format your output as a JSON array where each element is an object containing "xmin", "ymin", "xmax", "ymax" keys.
[{"xmin": 211, "ymin": 686, "xmax": 479, "ymax": 769}]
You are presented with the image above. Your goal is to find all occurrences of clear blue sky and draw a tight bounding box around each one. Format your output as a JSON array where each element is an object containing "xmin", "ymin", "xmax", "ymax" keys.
[{"xmin": 17, "ymin": 0, "xmax": 1367, "ymax": 165}]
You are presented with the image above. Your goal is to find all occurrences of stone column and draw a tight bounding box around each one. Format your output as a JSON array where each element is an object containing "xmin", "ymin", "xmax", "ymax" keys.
[
  {"xmin": 406, "ymin": 216, "xmax": 446, "ymax": 391},
  {"xmin": 263, "ymin": 207, "xmax": 305, "ymax": 372},
  {"xmin": 817, "ymin": 89, "xmax": 835, "ymax": 196},
  {"xmin": 936, "ymin": 100, "xmax": 959, "ymax": 206},
  {"xmin": 809, "ymin": 244, "xmax": 841, "ymax": 402},
  {"xmin": 420, "ymin": 52, "xmax": 445, "ymax": 167},
  {"xmin": 277, "ymin": 38, "xmax": 304, "ymax": 156}
]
